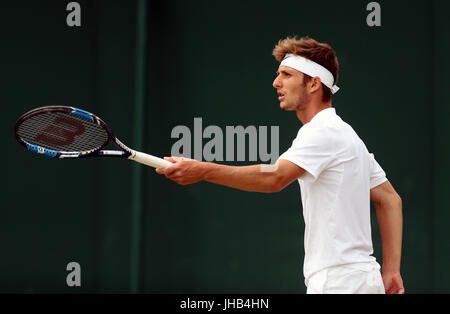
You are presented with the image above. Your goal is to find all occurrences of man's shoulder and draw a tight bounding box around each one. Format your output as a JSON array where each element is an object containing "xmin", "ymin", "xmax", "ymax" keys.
[{"xmin": 301, "ymin": 116, "xmax": 366, "ymax": 153}]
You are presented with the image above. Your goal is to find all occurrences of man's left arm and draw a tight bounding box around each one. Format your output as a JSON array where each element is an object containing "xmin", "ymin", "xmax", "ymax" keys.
[
  {"xmin": 156, "ymin": 157, "xmax": 305, "ymax": 193},
  {"xmin": 371, "ymin": 180, "xmax": 405, "ymax": 294}
]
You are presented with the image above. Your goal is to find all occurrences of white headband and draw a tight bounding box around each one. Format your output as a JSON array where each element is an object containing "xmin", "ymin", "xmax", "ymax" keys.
[{"xmin": 280, "ymin": 53, "xmax": 340, "ymax": 94}]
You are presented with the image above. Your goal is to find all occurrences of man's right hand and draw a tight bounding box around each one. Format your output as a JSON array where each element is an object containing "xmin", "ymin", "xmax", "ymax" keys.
[{"xmin": 382, "ymin": 271, "xmax": 405, "ymax": 294}]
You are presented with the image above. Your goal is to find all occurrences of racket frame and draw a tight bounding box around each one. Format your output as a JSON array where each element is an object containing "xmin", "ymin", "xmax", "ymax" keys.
[{"xmin": 15, "ymin": 106, "xmax": 134, "ymax": 159}]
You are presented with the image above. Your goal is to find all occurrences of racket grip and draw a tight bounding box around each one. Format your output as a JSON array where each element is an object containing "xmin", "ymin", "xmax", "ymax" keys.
[{"xmin": 130, "ymin": 151, "xmax": 172, "ymax": 168}]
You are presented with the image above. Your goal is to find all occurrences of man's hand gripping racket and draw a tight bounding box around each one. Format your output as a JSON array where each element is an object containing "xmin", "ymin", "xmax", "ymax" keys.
[{"xmin": 14, "ymin": 106, "xmax": 172, "ymax": 169}]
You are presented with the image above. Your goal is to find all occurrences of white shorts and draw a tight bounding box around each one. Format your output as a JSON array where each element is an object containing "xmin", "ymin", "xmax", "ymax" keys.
[{"xmin": 306, "ymin": 262, "xmax": 385, "ymax": 294}]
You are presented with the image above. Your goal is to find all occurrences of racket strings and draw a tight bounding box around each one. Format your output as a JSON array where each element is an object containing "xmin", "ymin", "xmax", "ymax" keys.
[{"xmin": 17, "ymin": 111, "xmax": 108, "ymax": 152}]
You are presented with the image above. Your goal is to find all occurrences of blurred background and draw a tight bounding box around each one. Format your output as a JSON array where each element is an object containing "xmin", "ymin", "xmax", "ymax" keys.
[{"xmin": 2, "ymin": 0, "xmax": 449, "ymax": 293}]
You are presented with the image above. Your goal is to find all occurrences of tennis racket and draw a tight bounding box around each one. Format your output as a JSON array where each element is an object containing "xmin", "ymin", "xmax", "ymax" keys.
[{"xmin": 14, "ymin": 105, "xmax": 172, "ymax": 169}]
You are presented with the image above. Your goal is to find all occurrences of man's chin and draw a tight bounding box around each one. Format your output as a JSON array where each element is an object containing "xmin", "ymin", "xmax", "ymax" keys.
[{"xmin": 280, "ymin": 102, "xmax": 293, "ymax": 111}]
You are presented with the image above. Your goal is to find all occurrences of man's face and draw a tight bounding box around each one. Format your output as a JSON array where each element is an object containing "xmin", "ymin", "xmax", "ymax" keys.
[{"xmin": 272, "ymin": 66, "xmax": 310, "ymax": 111}]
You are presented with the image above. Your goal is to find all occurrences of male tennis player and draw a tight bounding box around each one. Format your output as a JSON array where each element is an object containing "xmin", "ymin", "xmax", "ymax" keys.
[{"xmin": 156, "ymin": 36, "xmax": 404, "ymax": 294}]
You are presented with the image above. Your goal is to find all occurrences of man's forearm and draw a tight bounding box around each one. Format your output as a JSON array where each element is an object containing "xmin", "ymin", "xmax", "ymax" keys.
[
  {"xmin": 375, "ymin": 194, "xmax": 403, "ymax": 273},
  {"xmin": 202, "ymin": 162, "xmax": 281, "ymax": 193}
]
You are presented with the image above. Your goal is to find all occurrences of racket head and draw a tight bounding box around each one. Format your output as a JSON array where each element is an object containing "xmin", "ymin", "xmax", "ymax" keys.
[{"xmin": 14, "ymin": 106, "xmax": 125, "ymax": 158}]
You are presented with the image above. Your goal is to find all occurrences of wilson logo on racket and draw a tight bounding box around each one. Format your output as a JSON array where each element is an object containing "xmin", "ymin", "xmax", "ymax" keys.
[
  {"xmin": 34, "ymin": 116, "xmax": 86, "ymax": 146},
  {"xmin": 14, "ymin": 106, "xmax": 171, "ymax": 169}
]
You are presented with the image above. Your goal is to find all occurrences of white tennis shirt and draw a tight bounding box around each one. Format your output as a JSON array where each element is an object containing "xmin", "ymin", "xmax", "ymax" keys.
[{"xmin": 278, "ymin": 107, "xmax": 387, "ymax": 282}]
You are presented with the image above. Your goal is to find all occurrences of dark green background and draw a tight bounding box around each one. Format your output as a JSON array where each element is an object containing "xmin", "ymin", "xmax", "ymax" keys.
[{"xmin": 2, "ymin": 0, "xmax": 449, "ymax": 293}]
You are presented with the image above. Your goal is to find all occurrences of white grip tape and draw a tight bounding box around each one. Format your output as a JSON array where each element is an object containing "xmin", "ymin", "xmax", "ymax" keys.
[{"xmin": 130, "ymin": 151, "xmax": 172, "ymax": 168}]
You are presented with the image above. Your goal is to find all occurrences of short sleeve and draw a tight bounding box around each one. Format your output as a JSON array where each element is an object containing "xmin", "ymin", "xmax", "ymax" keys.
[
  {"xmin": 369, "ymin": 153, "xmax": 387, "ymax": 189},
  {"xmin": 278, "ymin": 124, "xmax": 334, "ymax": 182}
]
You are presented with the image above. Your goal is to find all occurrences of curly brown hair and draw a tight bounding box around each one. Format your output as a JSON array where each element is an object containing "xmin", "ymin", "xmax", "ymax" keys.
[{"xmin": 272, "ymin": 36, "xmax": 339, "ymax": 102}]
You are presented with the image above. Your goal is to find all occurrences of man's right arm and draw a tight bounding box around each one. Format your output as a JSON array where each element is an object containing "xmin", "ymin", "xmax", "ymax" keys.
[
  {"xmin": 157, "ymin": 157, "xmax": 305, "ymax": 193},
  {"xmin": 370, "ymin": 180, "xmax": 405, "ymax": 294}
]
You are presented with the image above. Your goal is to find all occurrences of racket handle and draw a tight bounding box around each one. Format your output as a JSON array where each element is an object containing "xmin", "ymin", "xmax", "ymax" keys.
[{"xmin": 130, "ymin": 151, "xmax": 172, "ymax": 168}]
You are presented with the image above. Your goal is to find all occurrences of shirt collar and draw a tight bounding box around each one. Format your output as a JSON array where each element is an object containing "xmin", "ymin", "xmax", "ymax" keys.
[{"xmin": 310, "ymin": 107, "xmax": 336, "ymax": 123}]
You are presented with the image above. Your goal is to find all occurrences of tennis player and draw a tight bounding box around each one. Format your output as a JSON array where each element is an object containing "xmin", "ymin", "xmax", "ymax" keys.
[{"xmin": 156, "ymin": 36, "xmax": 404, "ymax": 294}]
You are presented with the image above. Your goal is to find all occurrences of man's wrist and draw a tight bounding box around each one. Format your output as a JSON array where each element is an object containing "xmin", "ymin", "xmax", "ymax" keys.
[
  {"xmin": 200, "ymin": 161, "xmax": 214, "ymax": 181},
  {"xmin": 382, "ymin": 264, "xmax": 401, "ymax": 275}
]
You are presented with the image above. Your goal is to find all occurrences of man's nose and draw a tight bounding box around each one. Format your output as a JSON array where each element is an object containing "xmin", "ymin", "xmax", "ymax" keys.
[{"xmin": 273, "ymin": 76, "xmax": 281, "ymax": 89}]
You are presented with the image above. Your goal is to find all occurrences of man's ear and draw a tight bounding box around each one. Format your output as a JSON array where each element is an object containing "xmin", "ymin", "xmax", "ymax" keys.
[{"xmin": 310, "ymin": 76, "xmax": 322, "ymax": 93}]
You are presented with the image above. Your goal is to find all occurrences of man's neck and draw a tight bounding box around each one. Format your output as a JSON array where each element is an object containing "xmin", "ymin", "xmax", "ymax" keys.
[{"xmin": 296, "ymin": 101, "xmax": 332, "ymax": 125}]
